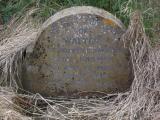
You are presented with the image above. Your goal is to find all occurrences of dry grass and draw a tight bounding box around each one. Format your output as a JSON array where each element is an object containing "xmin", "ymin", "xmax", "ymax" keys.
[{"xmin": 0, "ymin": 10, "xmax": 160, "ymax": 120}]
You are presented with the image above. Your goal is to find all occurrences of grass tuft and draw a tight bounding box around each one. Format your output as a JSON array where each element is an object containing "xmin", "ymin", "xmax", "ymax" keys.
[{"xmin": 0, "ymin": 0, "xmax": 159, "ymax": 42}]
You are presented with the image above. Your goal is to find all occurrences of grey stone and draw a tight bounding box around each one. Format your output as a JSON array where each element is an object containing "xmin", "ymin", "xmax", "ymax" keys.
[{"xmin": 22, "ymin": 6, "xmax": 132, "ymax": 97}]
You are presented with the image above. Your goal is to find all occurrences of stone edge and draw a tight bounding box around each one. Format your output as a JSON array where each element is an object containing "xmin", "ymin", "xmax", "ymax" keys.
[{"xmin": 36, "ymin": 6, "xmax": 126, "ymax": 41}]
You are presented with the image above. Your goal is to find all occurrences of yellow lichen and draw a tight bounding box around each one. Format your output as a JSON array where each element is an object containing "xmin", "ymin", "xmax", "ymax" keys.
[{"xmin": 102, "ymin": 18, "xmax": 117, "ymax": 27}]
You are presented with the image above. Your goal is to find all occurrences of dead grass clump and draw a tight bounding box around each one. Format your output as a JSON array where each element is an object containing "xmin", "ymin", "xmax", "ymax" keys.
[{"xmin": 0, "ymin": 87, "xmax": 31, "ymax": 120}]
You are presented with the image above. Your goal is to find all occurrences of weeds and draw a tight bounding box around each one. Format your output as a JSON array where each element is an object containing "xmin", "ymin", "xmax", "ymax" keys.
[{"xmin": 0, "ymin": 0, "xmax": 159, "ymax": 41}]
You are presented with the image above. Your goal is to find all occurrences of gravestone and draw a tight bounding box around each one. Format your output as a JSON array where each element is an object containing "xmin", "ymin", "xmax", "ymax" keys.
[{"xmin": 22, "ymin": 6, "xmax": 132, "ymax": 97}]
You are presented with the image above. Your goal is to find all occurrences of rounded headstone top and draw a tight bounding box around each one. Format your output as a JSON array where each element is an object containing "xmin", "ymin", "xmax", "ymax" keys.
[
  {"xmin": 37, "ymin": 6, "xmax": 125, "ymax": 39},
  {"xmin": 22, "ymin": 6, "xmax": 131, "ymax": 97}
]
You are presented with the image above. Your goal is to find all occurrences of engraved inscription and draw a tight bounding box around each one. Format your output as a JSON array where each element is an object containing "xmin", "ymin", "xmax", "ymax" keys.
[{"xmin": 23, "ymin": 11, "xmax": 130, "ymax": 96}]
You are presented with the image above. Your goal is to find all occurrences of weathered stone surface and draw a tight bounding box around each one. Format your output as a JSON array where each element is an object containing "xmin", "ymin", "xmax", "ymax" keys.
[{"xmin": 22, "ymin": 6, "xmax": 132, "ymax": 97}]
